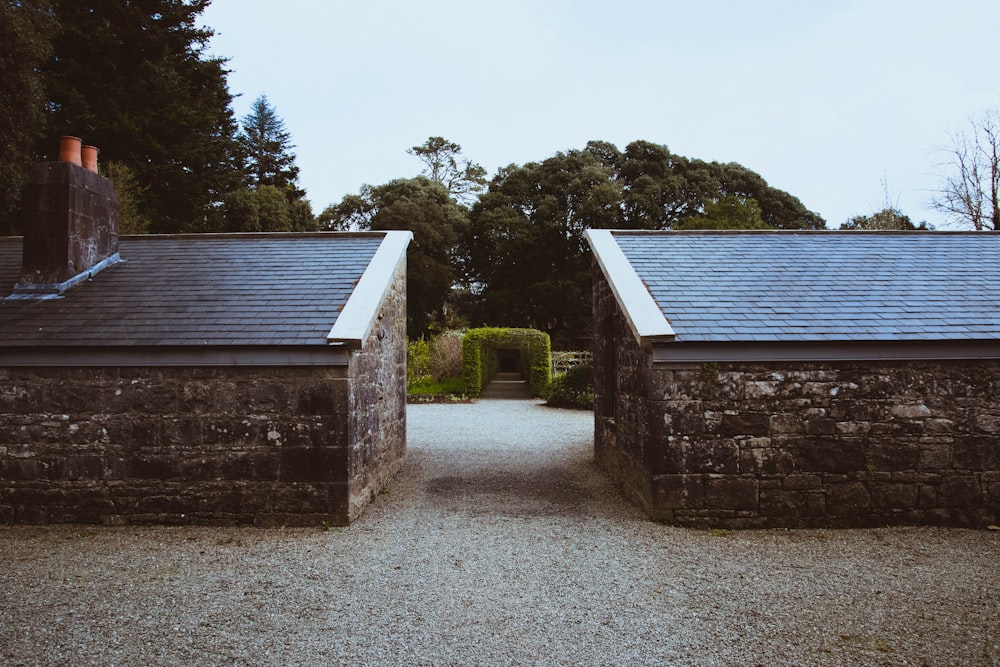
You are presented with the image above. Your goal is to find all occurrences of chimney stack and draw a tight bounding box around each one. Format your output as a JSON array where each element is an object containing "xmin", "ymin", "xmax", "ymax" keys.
[{"xmin": 13, "ymin": 136, "xmax": 121, "ymax": 297}]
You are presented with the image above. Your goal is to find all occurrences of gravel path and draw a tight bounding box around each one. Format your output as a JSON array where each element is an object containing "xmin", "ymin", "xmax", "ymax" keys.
[{"xmin": 2, "ymin": 399, "xmax": 998, "ymax": 666}]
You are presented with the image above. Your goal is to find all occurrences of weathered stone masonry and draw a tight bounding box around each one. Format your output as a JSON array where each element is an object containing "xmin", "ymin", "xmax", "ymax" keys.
[
  {"xmin": 0, "ymin": 263, "xmax": 408, "ymax": 528},
  {"xmin": 594, "ymin": 264, "xmax": 1000, "ymax": 528}
]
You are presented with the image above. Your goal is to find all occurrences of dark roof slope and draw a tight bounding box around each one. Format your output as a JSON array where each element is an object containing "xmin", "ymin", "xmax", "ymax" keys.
[
  {"xmin": 0, "ymin": 233, "xmax": 384, "ymax": 347},
  {"xmin": 612, "ymin": 231, "xmax": 1000, "ymax": 343}
]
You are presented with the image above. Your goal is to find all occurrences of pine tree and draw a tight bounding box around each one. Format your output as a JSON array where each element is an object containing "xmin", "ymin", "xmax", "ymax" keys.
[
  {"xmin": 35, "ymin": 0, "xmax": 242, "ymax": 233},
  {"xmin": 0, "ymin": 0, "xmax": 54, "ymax": 233},
  {"xmin": 238, "ymin": 94, "xmax": 304, "ymax": 200}
]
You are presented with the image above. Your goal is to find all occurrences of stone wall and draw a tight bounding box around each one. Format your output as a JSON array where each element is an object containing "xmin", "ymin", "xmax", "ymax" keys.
[
  {"xmin": 345, "ymin": 260, "xmax": 408, "ymax": 521},
  {"xmin": 0, "ymin": 365, "xmax": 353, "ymax": 526},
  {"xmin": 0, "ymin": 264, "xmax": 408, "ymax": 527},
  {"xmin": 593, "ymin": 264, "xmax": 1000, "ymax": 528}
]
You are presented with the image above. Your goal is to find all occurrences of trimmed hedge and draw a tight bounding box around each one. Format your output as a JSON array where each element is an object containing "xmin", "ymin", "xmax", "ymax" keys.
[{"xmin": 462, "ymin": 327, "xmax": 552, "ymax": 397}]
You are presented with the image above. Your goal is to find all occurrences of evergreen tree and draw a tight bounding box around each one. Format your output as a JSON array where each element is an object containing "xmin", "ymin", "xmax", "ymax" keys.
[
  {"xmin": 36, "ymin": 0, "xmax": 242, "ymax": 233},
  {"xmin": 0, "ymin": 0, "xmax": 55, "ymax": 234},
  {"xmin": 238, "ymin": 94, "xmax": 303, "ymax": 199}
]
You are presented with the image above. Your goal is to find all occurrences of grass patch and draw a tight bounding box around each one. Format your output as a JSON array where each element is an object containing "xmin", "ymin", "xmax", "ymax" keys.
[{"xmin": 407, "ymin": 375, "xmax": 471, "ymax": 402}]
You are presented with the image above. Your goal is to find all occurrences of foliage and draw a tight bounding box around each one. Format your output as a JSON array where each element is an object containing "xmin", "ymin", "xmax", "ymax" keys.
[
  {"xmin": 322, "ymin": 177, "xmax": 468, "ymax": 337},
  {"xmin": 428, "ymin": 331, "xmax": 464, "ymax": 381},
  {"xmin": 238, "ymin": 94, "xmax": 304, "ymax": 200},
  {"xmin": 931, "ymin": 108, "xmax": 1000, "ymax": 231},
  {"xmin": 221, "ymin": 185, "xmax": 316, "ymax": 232},
  {"xmin": 589, "ymin": 140, "xmax": 825, "ymax": 230},
  {"xmin": 463, "ymin": 140, "xmax": 823, "ymax": 347},
  {"xmin": 675, "ymin": 195, "xmax": 772, "ymax": 230},
  {"xmin": 461, "ymin": 327, "xmax": 551, "ymax": 397},
  {"xmin": 35, "ymin": 0, "xmax": 242, "ymax": 234},
  {"xmin": 544, "ymin": 363, "xmax": 594, "ymax": 410},
  {"xmin": 406, "ymin": 337, "xmax": 432, "ymax": 384},
  {"xmin": 407, "ymin": 136, "xmax": 487, "ymax": 205},
  {"xmin": 408, "ymin": 375, "xmax": 466, "ymax": 398},
  {"xmin": 840, "ymin": 207, "xmax": 928, "ymax": 230},
  {"xmin": 0, "ymin": 0, "xmax": 54, "ymax": 234},
  {"xmin": 104, "ymin": 161, "xmax": 151, "ymax": 234},
  {"xmin": 464, "ymin": 149, "xmax": 618, "ymax": 347},
  {"xmin": 406, "ymin": 333, "xmax": 466, "ymax": 398}
]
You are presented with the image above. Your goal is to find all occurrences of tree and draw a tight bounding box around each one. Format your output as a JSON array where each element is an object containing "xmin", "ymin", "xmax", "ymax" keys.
[
  {"xmin": 676, "ymin": 196, "xmax": 772, "ymax": 230},
  {"xmin": 36, "ymin": 0, "xmax": 242, "ymax": 233},
  {"xmin": 840, "ymin": 207, "xmax": 927, "ymax": 231},
  {"xmin": 238, "ymin": 94, "xmax": 303, "ymax": 199},
  {"xmin": 323, "ymin": 177, "xmax": 468, "ymax": 337},
  {"xmin": 463, "ymin": 140, "xmax": 823, "ymax": 347},
  {"xmin": 221, "ymin": 185, "xmax": 317, "ymax": 233},
  {"xmin": 407, "ymin": 136, "xmax": 487, "ymax": 205},
  {"xmin": 600, "ymin": 140, "xmax": 825, "ymax": 230},
  {"xmin": 464, "ymin": 149, "xmax": 621, "ymax": 347},
  {"xmin": 932, "ymin": 108, "xmax": 1000, "ymax": 231},
  {"xmin": 0, "ymin": 0, "xmax": 54, "ymax": 234}
]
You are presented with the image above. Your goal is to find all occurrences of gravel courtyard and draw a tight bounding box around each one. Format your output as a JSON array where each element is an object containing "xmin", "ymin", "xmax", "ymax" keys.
[{"xmin": 1, "ymin": 399, "xmax": 998, "ymax": 666}]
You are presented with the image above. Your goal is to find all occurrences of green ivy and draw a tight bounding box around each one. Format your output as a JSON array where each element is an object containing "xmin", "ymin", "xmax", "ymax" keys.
[{"xmin": 461, "ymin": 327, "xmax": 552, "ymax": 397}]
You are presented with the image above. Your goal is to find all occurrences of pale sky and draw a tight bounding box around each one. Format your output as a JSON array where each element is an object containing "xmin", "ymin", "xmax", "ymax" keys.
[{"xmin": 202, "ymin": 0, "xmax": 999, "ymax": 229}]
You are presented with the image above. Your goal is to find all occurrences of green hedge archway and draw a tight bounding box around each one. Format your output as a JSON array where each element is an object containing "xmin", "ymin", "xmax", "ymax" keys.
[{"xmin": 462, "ymin": 327, "xmax": 551, "ymax": 397}]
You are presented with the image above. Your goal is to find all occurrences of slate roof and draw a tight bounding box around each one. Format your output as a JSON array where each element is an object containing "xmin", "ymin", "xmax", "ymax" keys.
[
  {"xmin": 609, "ymin": 230, "xmax": 1000, "ymax": 343},
  {"xmin": 0, "ymin": 233, "xmax": 385, "ymax": 347}
]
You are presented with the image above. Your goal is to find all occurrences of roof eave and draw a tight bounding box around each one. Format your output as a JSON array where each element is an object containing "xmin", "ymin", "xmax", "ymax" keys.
[
  {"xmin": 326, "ymin": 230, "xmax": 412, "ymax": 348},
  {"xmin": 585, "ymin": 229, "xmax": 676, "ymax": 347}
]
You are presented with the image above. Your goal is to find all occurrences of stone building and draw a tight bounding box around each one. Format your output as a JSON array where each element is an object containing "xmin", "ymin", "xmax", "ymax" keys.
[
  {"xmin": 587, "ymin": 229, "xmax": 1000, "ymax": 528},
  {"xmin": 0, "ymin": 157, "xmax": 411, "ymax": 526}
]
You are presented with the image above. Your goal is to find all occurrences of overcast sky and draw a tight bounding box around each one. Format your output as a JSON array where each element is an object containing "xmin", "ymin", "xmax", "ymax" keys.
[{"xmin": 202, "ymin": 0, "xmax": 999, "ymax": 229}]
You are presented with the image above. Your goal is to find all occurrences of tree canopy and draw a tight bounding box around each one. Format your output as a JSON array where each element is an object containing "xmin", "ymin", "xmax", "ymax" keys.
[
  {"xmin": 407, "ymin": 136, "xmax": 487, "ymax": 205},
  {"xmin": 23, "ymin": 0, "xmax": 242, "ymax": 233},
  {"xmin": 0, "ymin": 0, "xmax": 54, "ymax": 234},
  {"xmin": 323, "ymin": 176, "xmax": 468, "ymax": 337},
  {"xmin": 463, "ymin": 140, "xmax": 825, "ymax": 346},
  {"xmin": 225, "ymin": 94, "xmax": 314, "ymax": 232},
  {"xmin": 840, "ymin": 207, "xmax": 928, "ymax": 231}
]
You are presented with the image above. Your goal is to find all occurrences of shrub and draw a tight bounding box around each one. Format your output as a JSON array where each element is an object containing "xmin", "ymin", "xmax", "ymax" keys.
[
  {"xmin": 429, "ymin": 331, "xmax": 463, "ymax": 381},
  {"xmin": 544, "ymin": 363, "xmax": 594, "ymax": 410},
  {"xmin": 407, "ymin": 337, "xmax": 431, "ymax": 385}
]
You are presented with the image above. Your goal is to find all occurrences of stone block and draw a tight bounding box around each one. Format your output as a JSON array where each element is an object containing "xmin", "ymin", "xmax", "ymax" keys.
[
  {"xmin": 719, "ymin": 412, "xmax": 769, "ymax": 437},
  {"xmin": 704, "ymin": 477, "xmax": 758, "ymax": 511},
  {"xmin": 279, "ymin": 447, "xmax": 348, "ymax": 483},
  {"xmin": 782, "ymin": 473, "xmax": 822, "ymax": 490},
  {"xmin": 805, "ymin": 419, "xmax": 837, "ymax": 436},
  {"xmin": 954, "ymin": 436, "xmax": 1000, "ymax": 470},
  {"xmin": 651, "ymin": 474, "xmax": 703, "ymax": 510},
  {"xmin": 127, "ymin": 455, "xmax": 179, "ymax": 480},
  {"xmin": 644, "ymin": 437, "xmax": 684, "ymax": 475},
  {"xmin": 938, "ymin": 476, "xmax": 981, "ymax": 507},
  {"xmin": 826, "ymin": 481, "xmax": 871, "ymax": 515},
  {"xmin": 759, "ymin": 488, "xmax": 805, "ymax": 517},
  {"xmin": 974, "ymin": 414, "xmax": 1000, "ymax": 433},
  {"xmin": 683, "ymin": 438, "xmax": 739, "ymax": 474},
  {"xmin": 742, "ymin": 447, "xmax": 796, "ymax": 475},
  {"xmin": 870, "ymin": 483, "xmax": 918, "ymax": 509},
  {"xmin": 242, "ymin": 381, "xmax": 295, "ymax": 413},
  {"xmin": 869, "ymin": 442, "xmax": 920, "ymax": 472},
  {"xmin": 295, "ymin": 380, "xmax": 349, "ymax": 416},
  {"xmin": 891, "ymin": 404, "xmax": 932, "ymax": 420},
  {"xmin": 795, "ymin": 438, "xmax": 865, "ymax": 474},
  {"xmin": 769, "ymin": 413, "xmax": 805, "ymax": 435},
  {"xmin": 919, "ymin": 444, "xmax": 952, "ymax": 470},
  {"xmin": 66, "ymin": 455, "xmax": 103, "ymax": 480}
]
